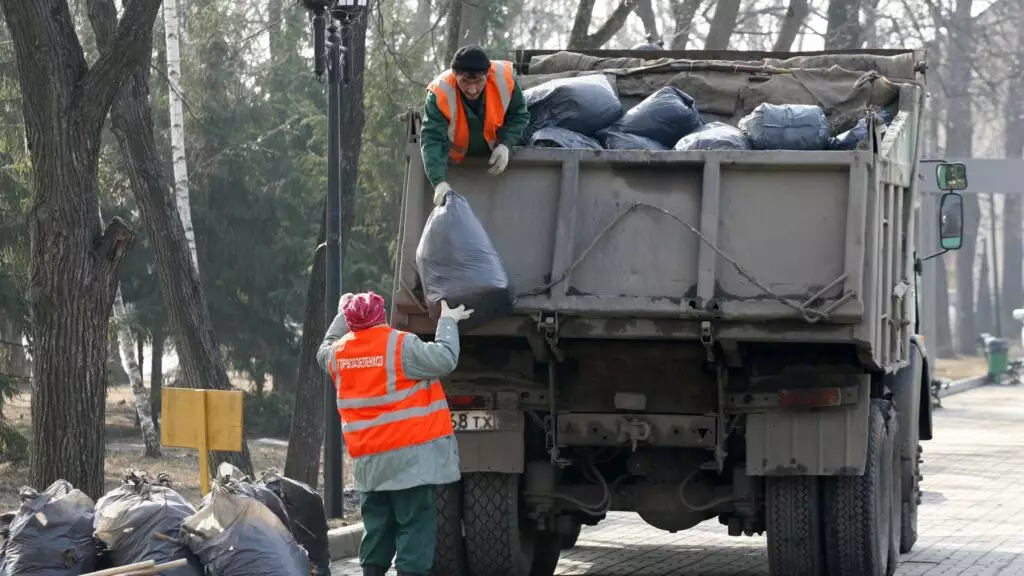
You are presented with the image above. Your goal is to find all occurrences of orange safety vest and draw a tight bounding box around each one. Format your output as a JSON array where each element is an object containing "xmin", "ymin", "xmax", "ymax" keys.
[
  {"xmin": 328, "ymin": 326, "xmax": 454, "ymax": 459},
  {"xmin": 427, "ymin": 61, "xmax": 516, "ymax": 163}
]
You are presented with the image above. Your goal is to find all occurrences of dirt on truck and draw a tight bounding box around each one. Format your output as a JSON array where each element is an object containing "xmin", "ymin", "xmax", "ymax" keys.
[{"xmin": 391, "ymin": 48, "xmax": 967, "ymax": 576}]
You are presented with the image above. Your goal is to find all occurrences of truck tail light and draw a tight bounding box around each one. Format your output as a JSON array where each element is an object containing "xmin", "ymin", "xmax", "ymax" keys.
[
  {"xmin": 448, "ymin": 394, "xmax": 488, "ymax": 409},
  {"xmin": 778, "ymin": 388, "xmax": 842, "ymax": 408}
]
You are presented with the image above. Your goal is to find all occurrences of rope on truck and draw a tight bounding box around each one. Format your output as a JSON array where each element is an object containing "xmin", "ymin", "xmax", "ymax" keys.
[{"xmin": 517, "ymin": 200, "xmax": 855, "ymax": 324}]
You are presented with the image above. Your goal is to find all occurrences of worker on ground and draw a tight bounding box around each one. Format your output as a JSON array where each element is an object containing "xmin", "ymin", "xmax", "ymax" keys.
[
  {"xmin": 421, "ymin": 44, "xmax": 531, "ymax": 206},
  {"xmin": 317, "ymin": 291, "xmax": 474, "ymax": 576}
]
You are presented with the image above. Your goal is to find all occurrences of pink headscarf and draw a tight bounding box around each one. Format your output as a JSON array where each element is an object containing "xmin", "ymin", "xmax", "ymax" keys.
[{"xmin": 342, "ymin": 291, "xmax": 387, "ymax": 332}]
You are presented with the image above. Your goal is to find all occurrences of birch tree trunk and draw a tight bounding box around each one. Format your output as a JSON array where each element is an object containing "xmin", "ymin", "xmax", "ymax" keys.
[
  {"xmin": 113, "ymin": 288, "xmax": 161, "ymax": 457},
  {"xmin": 164, "ymin": 0, "xmax": 198, "ymax": 271}
]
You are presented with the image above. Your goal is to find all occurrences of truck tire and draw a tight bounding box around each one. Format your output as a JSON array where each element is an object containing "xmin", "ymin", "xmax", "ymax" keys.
[
  {"xmin": 561, "ymin": 520, "xmax": 582, "ymax": 550},
  {"xmin": 888, "ymin": 440, "xmax": 901, "ymax": 575},
  {"xmin": 462, "ymin": 473, "xmax": 562, "ymax": 576},
  {"xmin": 824, "ymin": 400, "xmax": 897, "ymax": 576},
  {"xmin": 766, "ymin": 476, "xmax": 826, "ymax": 576},
  {"xmin": 431, "ymin": 482, "xmax": 467, "ymax": 576}
]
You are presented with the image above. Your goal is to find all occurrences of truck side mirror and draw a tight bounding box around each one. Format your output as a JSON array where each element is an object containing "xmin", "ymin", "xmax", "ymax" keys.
[
  {"xmin": 936, "ymin": 162, "xmax": 967, "ymax": 191},
  {"xmin": 939, "ymin": 192, "xmax": 963, "ymax": 251}
]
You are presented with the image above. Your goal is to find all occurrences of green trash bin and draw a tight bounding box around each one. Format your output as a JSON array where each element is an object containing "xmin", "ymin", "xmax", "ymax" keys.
[{"xmin": 985, "ymin": 337, "xmax": 1011, "ymax": 382}]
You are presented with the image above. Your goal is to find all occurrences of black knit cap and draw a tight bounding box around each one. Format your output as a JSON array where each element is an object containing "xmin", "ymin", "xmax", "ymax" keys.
[{"xmin": 451, "ymin": 45, "xmax": 490, "ymax": 74}]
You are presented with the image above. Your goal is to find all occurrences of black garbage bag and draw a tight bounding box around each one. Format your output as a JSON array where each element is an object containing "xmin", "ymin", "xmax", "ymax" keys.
[
  {"xmin": 416, "ymin": 190, "xmax": 515, "ymax": 331},
  {"xmin": 598, "ymin": 130, "xmax": 667, "ymax": 150},
  {"xmin": 260, "ymin": 468, "xmax": 332, "ymax": 576},
  {"xmin": 93, "ymin": 472, "xmax": 203, "ymax": 576},
  {"xmin": 739, "ymin": 103, "xmax": 830, "ymax": 150},
  {"xmin": 674, "ymin": 122, "xmax": 751, "ymax": 151},
  {"xmin": 530, "ymin": 126, "xmax": 603, "ymax": 150},
  {"xmin": 0, "ymin": 480, "xmax": 97, "ymax": 576},
  {"xmin": 182, "ymin": 464, "xmax": 311, "ymax": 576},
  {"xmin": 603, "ymin": 87, "xmax": 702, "ymax": 147},
  {"xmin": 828, "ymin": 109, "xmax": 894, "ymax": 150},
  {"xmin": 524, "ymin": 74, "xmax": 622, "ymax": 137}
]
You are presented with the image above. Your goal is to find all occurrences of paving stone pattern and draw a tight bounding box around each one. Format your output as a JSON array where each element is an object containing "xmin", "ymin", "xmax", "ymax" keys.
[{"xmin": 332, "ymin": 385, "xmax": 1024, "ymax": 575}]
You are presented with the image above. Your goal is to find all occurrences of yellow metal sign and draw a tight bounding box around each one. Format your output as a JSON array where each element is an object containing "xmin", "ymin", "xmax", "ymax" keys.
[{"xmin": 160, "ymin": 388, "xmax": 244, "ymax": 495}]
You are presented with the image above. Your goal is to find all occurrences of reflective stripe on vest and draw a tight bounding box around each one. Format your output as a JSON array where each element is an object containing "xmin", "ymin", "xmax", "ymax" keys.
[
  {"xmin": 328, "ymin": 326, "xmax": 454, "ymax": 458},
  {"xmin": 427, "ymin": 60, "xmax": 516, "ymax": 163}
]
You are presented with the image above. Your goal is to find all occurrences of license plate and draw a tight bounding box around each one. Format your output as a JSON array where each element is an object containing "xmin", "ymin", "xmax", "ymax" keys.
[{"xmin": 451, "ymin": 410, "xmax": 498, "ymax": 432}]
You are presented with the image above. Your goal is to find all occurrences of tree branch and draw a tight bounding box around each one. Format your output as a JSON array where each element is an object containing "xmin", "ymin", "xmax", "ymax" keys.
[
  {"xmin": 94, "ymin": 216, "xmax": 136, "ymax": 268},
  {"xmin": 568, "ymin": 0, "xmax": 639, "ymax": 49},
  {"xmin": 80, "ymin": 0, "xmax": 164, "ymax": 136}
]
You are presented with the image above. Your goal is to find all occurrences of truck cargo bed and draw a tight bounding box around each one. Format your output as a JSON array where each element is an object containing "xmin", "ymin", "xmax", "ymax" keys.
[{"xmin": 392, "ymin": 51, "xmax": 925, "ymax": 372}]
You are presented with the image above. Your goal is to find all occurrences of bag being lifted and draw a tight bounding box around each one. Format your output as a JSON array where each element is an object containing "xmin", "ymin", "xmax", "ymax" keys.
[
  {"xmin": 416, "ymin": 189, "xmax": 515, "ymax": 331},
  {"xmin": 93, "ymin": 472, "xmax": 203, "ymax": 576},
  {"xmin": 0, "ymin": 480, "xmax": 97, "ymax": 576},
  {"xmin": 181, "ymin": 464, "xmax": 310, "ymax": 576}
]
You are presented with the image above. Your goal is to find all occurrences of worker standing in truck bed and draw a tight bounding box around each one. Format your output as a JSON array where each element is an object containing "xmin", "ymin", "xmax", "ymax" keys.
[{"xmin": 421, "ymin": 44, "xmax": 531, "ymax": 206}]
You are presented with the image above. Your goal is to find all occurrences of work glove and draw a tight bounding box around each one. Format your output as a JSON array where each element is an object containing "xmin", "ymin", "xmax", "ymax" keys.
[
  {"xmin": 433, "ymin": 182, "xmax": 453, "ymax": 206},
  {"xmin": 439, "ymin": 300, "xmax": 474, "ymax": 323},
  {"xmin": 488, "ymin": 144, "xmax": 510, "ymax": 176}
]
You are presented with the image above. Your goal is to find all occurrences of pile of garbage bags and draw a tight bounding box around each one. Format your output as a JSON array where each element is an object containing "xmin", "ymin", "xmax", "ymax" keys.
[
  {"xmin": 519, "ymin": 75, "xmax": 895, "ymax": 152},
  {"xmin": 0, "ymin": 466, "xmax": 332, "ymax": 576}
]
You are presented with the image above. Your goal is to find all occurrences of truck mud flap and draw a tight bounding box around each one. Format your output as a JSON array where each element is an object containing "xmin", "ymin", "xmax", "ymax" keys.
[
  {"xmin": 746, "ymin": 377, "xmax": 870, "ymax": 476},
  {"xmin": 454, "ymin": 410, "xmax": 525, "ymax": 474}
]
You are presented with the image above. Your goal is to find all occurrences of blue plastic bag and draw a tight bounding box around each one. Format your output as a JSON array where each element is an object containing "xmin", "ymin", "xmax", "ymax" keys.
[
  {"xmin": 829, "ymin": 109, "xmax": 895, "ymax": 150},
  {"xmin": 674, "ymin": 122, "xmax": 751, "ymax": 151},
  {"xmin": 524, "ymin": 75, "xmax": 622, "ymax": 137},
  {"xmin": 604, "ymin": 87, "xmax": 703, "ymax": 147},
  {"xmin": 739, "ymin": 103, "xmax": 830, "ymax": 150}
]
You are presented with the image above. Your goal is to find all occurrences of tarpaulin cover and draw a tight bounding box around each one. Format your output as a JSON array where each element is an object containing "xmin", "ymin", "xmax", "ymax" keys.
[
  {"xmin": 673, "ymin": 122, "xmax": 751, "ymax": 151},
  {"xmin": 530, "ymin": 126, "xmax": 603, "ymax": 150},
  {"xmin": 739, "ymin": 103, "xmax": 830, "ymax": 150},
  {"xmin": 523, "ymin": 74, "xmax": 622, "ymax": 138},
  {"xmin": 603, "ymin": 87, "xmax": 702, "ymax": 147},
  {"xmin": 416, "ymin": 190, "xmax": 515, "ymax": 331},
  {"xmin": 93, "ymin": 472, "xmax": 203, "ymax": 576},
  {"xmin": 260, "ymin": 468, "xmax": 332, "ymax": 576},
  {"xmin": 599, "ymin": 130, "xmax": 668, "ymax": 150},
  {"xmin": 182, "ymin": 463, "xmax": 310, "ymax": 576},
  {"xmin": 0, "ymin": 480, "xmax": 97, "ymax": 576}
]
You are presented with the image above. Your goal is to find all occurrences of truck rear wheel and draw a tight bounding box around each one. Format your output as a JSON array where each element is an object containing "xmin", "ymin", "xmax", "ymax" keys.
[
  {"xmin": 431, "ymin": 482, "xmax": 467, "ymax": 576},
  {"xmin": 561, "ymin": 520, "xmax": 582, "ymax": 550},
  {"xmin": 824, "ymin": 400, "xmax": 897, "ymax": 576},
  {"xmin": 765, "ymin": 476, "xmax": 826, "ymax": 576},
  {"xmin": 462, "ymin": 472, "xmax": 563, "ymax": 576}
]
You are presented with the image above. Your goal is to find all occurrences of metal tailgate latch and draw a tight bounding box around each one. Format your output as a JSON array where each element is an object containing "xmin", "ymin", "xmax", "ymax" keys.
[
  {"xmin": 701, "ymin": 321, "xmax": 715, "ymax": 362},
  {"xmin": 617, "ymin": 419, "xmax": 652, "ymax": 452}
]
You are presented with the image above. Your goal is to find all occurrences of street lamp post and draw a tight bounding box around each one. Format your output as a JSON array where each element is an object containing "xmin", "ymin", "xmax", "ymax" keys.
[{"xmin": 299, "ymin": 0, "xmax": 367, "ymax": 519}]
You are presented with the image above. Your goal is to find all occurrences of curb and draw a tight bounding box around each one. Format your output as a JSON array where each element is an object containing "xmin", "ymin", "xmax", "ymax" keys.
[
  {"xmin": 936, "ymin": 375, "xmax": 987, "ymax": 398},
  {"xmin": 327, "ymin": 524, "xmax": 363, "ymax": 561},
  {"xmin": 323, "ymin": 373, "xmax": 990, "ymax": 563}
]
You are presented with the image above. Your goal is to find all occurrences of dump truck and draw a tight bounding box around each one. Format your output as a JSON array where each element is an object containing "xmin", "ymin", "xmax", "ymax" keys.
[{"xmin": 390, "ymin": 47, "xmax": 968, "ymax": 576}]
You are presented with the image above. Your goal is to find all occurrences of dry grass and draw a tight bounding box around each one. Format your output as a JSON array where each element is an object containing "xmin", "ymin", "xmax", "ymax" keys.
[
  {"xmin": 933, "ymin": 355, "xmax": 990, "ymax": 381},
  {"xmin": 0, "ymin": 383, "xmax": 358, "ymax": 526}
]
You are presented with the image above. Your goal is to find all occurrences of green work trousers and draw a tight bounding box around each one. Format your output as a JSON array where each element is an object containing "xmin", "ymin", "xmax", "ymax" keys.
[{"xmin": 359, "ymin": 484, "xmax": 436, "ymax": 574}]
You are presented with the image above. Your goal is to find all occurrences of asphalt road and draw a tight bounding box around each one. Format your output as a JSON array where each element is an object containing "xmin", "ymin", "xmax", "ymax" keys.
[{"xmin": 332, "ymin": 385, "xmax": 1024, "ymax": 575}]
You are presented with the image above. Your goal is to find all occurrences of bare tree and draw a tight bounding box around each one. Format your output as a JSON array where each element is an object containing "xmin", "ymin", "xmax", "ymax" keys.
[
  {"xmin": 668, "ymin": 0, "xmax": 702, "ymax": 49},
  {"xmin": 824, "ymin": 0, "xmax": 862, "ymax": 49},
  {"xmin": 773, "ymin": 0, "xmax": 809, "ymax": 51},
  {"xmin": 86, "ymin": 0, "xmax": 254, "ymax": 474},
  {"xmin": 0, "ymin": 0, "xmax": 162, "ymax": 497},
  {"xmin": 635, "ymin": 0, "xmax": 659, "ymax": 40},
  {"xmin": 705, "ymin": 0, "xmax": 742, "ymax": 49},
  {"xmin": 568, "ymin": 0, "xmax": 639, "ymax": 49}
]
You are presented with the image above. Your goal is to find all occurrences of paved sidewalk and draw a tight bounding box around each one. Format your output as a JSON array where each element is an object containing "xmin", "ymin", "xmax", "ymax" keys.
[{"xmin": 332, "ymin": 385, "xmax": 1024, "ymax": 575}]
